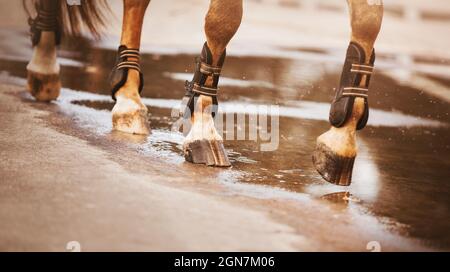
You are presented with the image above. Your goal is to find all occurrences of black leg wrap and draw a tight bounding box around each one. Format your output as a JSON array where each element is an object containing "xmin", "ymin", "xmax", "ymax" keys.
[
  {"xmin": 180, "ymin": 42, "xmax": 226, "ymax": 120},
  {"xmin": 109, "ymin": 45, "xmax": 144, "ymax": 101},
  {"xmin": 28, "ymin": 3, "xmax": 61, "ymax": 46},
  {"xmin": 329, "ymin": 42, "xmax": 375, "ymax": 130}
]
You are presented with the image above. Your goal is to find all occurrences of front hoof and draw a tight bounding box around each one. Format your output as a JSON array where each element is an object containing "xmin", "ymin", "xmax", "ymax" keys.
[
  {"xmin": 312, "ymin": 142, "xmax": 355, "ymax": 186},
  {"xmin": 112, "ymin": 109, "xmax": 150, "ymax": 135},
  {"xmin": 27, "ymin": 70, "xmax": 61, "ymax": 102},
  {"xmin": 184, "ymin": 140, "xmax": 231, "ymax": 167}
]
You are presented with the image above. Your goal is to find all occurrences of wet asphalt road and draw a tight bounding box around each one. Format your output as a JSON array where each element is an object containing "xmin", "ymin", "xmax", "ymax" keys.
[{"xmin": 1, "ymin": 33, "xmax": 450, "ymax": 250}]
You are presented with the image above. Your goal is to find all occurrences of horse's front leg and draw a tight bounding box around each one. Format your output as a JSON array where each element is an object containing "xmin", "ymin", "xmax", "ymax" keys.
[
  {"xmin": 313, "ymin": 0, "xmax": 383, "ymax": 185},
  {"xmin": 181, "ymin": 0, "xmax": 243, "ymax": 166},
  {"xmin": 26, "ymin": 0, "xmax": 61, "ymax": 102},
  {"xmin": 110, "ymin": 0, "xmax": 151, "ymax": 135}
]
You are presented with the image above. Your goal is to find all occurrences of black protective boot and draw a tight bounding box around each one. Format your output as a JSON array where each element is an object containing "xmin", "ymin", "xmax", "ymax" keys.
[
  {"xmin": 179, "ymin": 42, "xmax": 226, "ymax": 121},
  {"xmin": 28, "ymin": 3, "xmax": 61, "ymax": 46},
  {"xmin": 312, "ymin": 42, "xmax": 376, "ymax": 186},
  {"xmin": 329, "ymin": 42, "xmax": 375, "ymax": 130},
  {"xmin": 109, "ymin": 45, "xmax": 144, "ymax": 100},
  {"xmin": 27, "ymin": 2, "xmax": 62, "ymax": 102}
]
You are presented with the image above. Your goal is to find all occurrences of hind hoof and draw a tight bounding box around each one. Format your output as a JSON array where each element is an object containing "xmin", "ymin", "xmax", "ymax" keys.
[
  {"xmin": 312, "ymin": 142, "xmax": 355, "ymax": 186},
  {"xmin": 184, "ymin": 140, "xmax": 231, "ymax": 167},
  {"xmin": 27, "ymin": 70, "xmax": 61, "ymax": 102}
]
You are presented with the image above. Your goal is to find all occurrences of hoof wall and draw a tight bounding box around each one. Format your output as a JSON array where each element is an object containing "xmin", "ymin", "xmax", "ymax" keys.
[
  {"xmin": 312, "ymin": 143, "xmax": 355, "ymax": 186},
  {"xmin": 112, "ymin": 109, "xmax": 150, "ymax": 135},
  {"xmin": 184, "ymin": 140, "xmax": 231, "ymax": 167},
  {"xmin": 27, "ymin": 71, "xmax": 61, "ymax": 102}
]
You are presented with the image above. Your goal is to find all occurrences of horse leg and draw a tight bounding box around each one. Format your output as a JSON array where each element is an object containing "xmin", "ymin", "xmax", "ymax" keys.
[
  {"xmin": 181, "ymin": 0, "xmax": 243, "ymax": 167},
  {"xmin": 26, "ymin": 0, "xmax": 61, "ymax": 102},
  {"xmin": 312, "ymin": 0, "xmax": 383, "ymax": 185},
  {"xmin": 110, "ymin": 0, "xmax": 151, "ymax": 135}
]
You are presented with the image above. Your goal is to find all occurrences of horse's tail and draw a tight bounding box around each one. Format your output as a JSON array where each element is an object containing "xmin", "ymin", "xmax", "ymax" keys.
[
  {"xmin": 24, "ymin": 0, "xmax": 110, "ymax": 40},
  {"xmin": 59, "ymin": 0, "xmax": 110, "ymax": 39}
]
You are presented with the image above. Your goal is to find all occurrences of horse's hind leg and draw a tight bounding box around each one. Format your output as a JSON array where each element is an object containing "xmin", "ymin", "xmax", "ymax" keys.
[
  {"xmin": 110, "ymin": 0, "xmax": 151, "ymax": 135},
  {"xmin": 181, "ymin": 0, "xmax": 243, "ymax": 167},
  {"xmin": 26, "ymin": 0, "xmax": 61, "ymax": 102},
  {"xmin": 312, "ymin": 0, "xmax": 383, "ymax": 186}
]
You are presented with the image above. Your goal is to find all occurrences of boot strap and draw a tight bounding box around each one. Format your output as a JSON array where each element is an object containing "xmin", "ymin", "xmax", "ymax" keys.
[
  {"xmin": 33, "ymin": 10, "xmax": 57, "ymax": 31},
  {"xmin": 200, "ymin": 62, "xmax": 222, "ymax": 76},
  {"xmin": 350, "ymin": 64, "xmax": 373, "ymax": 75},
  {"xmin": 342, "ymin": 87, "xmax": 369, "ymax": 98},
  {"xmin": 191, "ymin": 82, "xmax": 218, "ymax": 97},
  {"xmin": 116, "ymin": 49, "xmax": 141, "ymax": 73}
]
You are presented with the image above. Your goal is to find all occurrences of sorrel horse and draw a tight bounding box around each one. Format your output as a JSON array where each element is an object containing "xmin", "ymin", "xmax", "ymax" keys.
[{"xmin": 24, "ymin": 0, "xmax": 383, "ymax": 186}]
